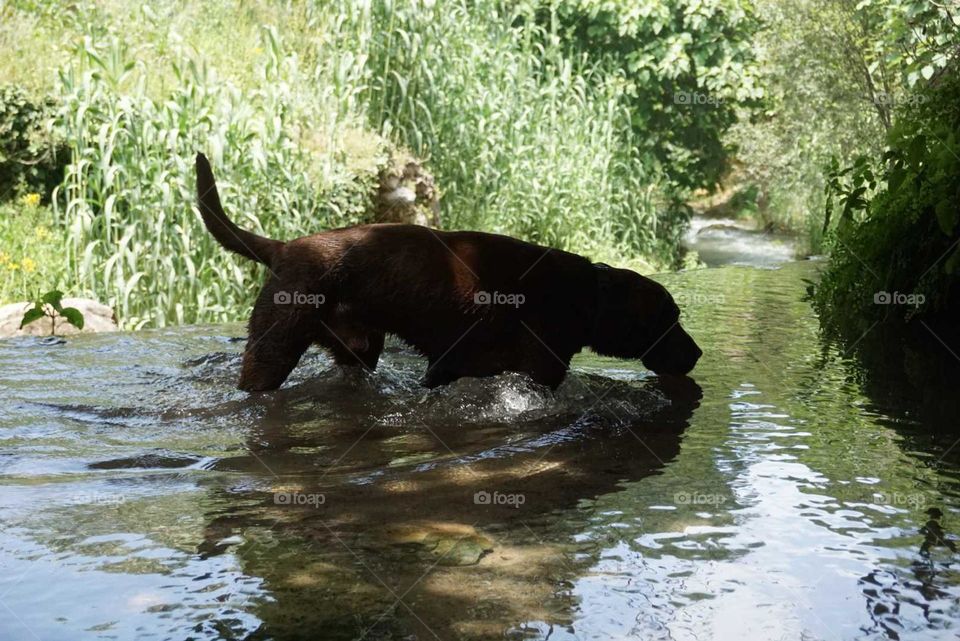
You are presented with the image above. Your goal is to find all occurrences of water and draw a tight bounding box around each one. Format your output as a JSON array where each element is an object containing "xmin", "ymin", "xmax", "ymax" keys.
[
  {"xmin": 2, "ymin": 234, "xmax": 960, "ymax": 640},
  {"xmin": 684, "ymin": 216, "xmax": 799, "ymax": 267}
]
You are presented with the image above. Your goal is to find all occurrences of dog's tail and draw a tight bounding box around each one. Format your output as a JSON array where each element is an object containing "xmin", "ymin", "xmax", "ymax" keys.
[{"xmin": 195, "ymin": 153, "xmax": 282, "ymax": 266}]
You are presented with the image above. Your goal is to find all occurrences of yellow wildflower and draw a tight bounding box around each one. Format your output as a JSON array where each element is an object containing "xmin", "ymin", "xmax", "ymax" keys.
[
  {"xmin": 36, "ymin": 226, "xmax": 49, "ymax": 240},
  {"xmin": 21, "ymin": 257, "xmax": 36, "ymax": 272},
  {"xmin": 253, "ymin": 46, "xmax": 264, "ymax": 55},
  {"xmin": 7, "ymin": 262, "xmax": 19, "ymax": 271},
  {"xmin": 20, "ymin": 193, "xmax": 41, "ymax": 208}
]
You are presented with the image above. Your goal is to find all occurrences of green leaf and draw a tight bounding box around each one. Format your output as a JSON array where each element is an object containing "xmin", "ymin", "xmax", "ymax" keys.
[
  {"xmin": 921, "ymin": 65, "xmax": 935, "ymax": 80},
  {"xmin": 19, "ymin": 306, "xmax": 45, "ymax": 329},
  {"xmin": 934, "ymin": 198, "xmax": 958, "ymax": 235},
  {"xmin": 888, "ymin": 162, "xmax": 906, "ymax": 191},
  {"xmin": 41, "ymin": 290, "xmax": 65, "ymax": 313},
  {"xmin": 907, "ymin": 135, "xmax": 927, "ymax": 166},
  {"xmin": 59, "ymin": 307, "xmax": 85, "ymax": 330},
  {"xmin": 945, "ymin": 246, "xmax": 960, "ymax": 275}
]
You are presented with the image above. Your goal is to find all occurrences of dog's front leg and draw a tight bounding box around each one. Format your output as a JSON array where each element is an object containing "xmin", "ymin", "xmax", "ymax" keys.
[
  {"xmin": 421, "ymin": 360, "xmax": 461, "ymax": 387},
  {"xmin": 321, "ymin": 323, "xmax": 385, "ymax": 371}
]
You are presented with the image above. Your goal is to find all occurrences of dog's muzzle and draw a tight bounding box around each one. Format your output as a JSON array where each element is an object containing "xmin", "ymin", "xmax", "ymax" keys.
[{"xmin": 641, "ymin": 323, "xmax": 702, "ymax": 376}]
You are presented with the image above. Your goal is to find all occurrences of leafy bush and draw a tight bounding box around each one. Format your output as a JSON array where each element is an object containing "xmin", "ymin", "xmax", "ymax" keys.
[
  {"xmin": 0, "ymin": 84, "xmax": 68, "ymax": 202},
  {"xmin": 544, "ymin": 0, "xmax": 764, "ymax": 193},
  {"xmin": 809, "ymin": 0, "xmax": 960, "ymax": 334},
  {"xmin": 731, "ymin": 0, "xmax": 960, "ymax": 252},
  {"xmin": 812, "ymin": 71, "xmax": 960, "ymax": 335}
]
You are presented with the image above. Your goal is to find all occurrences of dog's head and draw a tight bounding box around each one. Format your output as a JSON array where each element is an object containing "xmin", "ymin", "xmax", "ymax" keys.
[{"xmin": 589, "ymin": 264, "xmax": 702, "ymax": 377}]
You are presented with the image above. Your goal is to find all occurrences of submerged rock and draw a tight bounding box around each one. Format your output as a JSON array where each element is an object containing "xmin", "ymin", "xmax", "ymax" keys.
[
  {"xmin": 387, "ymin": 522, "xmax": 494, "ymax": 566},
  {"xmin": 426, "ymin": 533, "xmax": 495, "ymax": 566}
]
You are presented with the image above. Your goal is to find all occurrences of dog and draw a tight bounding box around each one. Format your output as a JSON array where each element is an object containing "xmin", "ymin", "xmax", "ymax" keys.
[{"xmin": 195, "ymin": 153, "xmax": 701, "ymax": 391}]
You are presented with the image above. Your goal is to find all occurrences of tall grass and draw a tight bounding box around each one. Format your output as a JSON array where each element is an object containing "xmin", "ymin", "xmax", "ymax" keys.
[
  {"xmin": 51, "ymin": 17, "xmax": 388, "ymax": 327},
  {"xmin": 23, "ymin": 0, "xmax": 676, "ymax": 328},
  {"xmin": 354, "ymin": 1, "xmax": 668, "ymax": 257}
]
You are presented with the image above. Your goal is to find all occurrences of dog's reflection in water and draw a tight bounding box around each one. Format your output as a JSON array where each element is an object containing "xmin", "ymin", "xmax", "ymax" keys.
[{"xmin": 197, "ymin": 373, "xmax": 702, "ymax": 640}]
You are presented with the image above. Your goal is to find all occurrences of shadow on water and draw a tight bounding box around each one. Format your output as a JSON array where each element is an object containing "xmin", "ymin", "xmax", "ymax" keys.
[
  {"xmin": 819, "ymin": 319, "xmax": 960, "ymax": 428},
  {"xmin": 808, "ymin": 295, "xmax": 960, "ymax": 640}
]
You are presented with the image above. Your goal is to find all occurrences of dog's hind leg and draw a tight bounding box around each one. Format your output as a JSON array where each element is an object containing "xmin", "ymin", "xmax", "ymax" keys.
[{"xmin": 239, "ymin": 290, "xmax": 315, "ymax": 392}]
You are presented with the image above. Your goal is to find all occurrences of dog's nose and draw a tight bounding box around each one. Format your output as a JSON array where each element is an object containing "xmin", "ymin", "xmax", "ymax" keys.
[
  {"xmin": 642, "ymin": 324, "xmax": 701, "ymax": 376},
  {"xmin": 685, "ymin": 342, "xmax": 703, "ymax": 372}
]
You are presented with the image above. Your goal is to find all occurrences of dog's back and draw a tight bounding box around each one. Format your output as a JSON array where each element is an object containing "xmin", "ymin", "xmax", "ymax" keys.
[{"xmin": 276, "ymin": 224, "xmax": 597, "ymax": 360}]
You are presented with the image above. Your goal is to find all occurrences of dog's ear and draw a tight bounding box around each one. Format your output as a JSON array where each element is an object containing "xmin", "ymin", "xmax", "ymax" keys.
[
  {"xmin": 589, "ymin": 267, "xmax": 669, "ymax": 358},
  {"xmin": 588, "ymin": 266, "xmax": 701, "ymax": 375}
]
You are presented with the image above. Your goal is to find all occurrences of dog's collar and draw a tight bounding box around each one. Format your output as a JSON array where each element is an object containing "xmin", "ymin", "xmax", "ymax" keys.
[{"xmin": 594, "ymin": 262, "xmax": 614, "ymax": 292}]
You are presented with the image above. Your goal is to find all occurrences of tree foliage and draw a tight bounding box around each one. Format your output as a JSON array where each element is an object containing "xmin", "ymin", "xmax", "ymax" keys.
[
  {"xmin": 0, "ymin": 85, "xmax": 67, "ymax": 202},
  {"xmin": 812, "ymin": 0, "xmax": 960, "ymax": 336},
  {"xmin": 538, "ymin": 0, "xmax": 764, "ymax": 192}
]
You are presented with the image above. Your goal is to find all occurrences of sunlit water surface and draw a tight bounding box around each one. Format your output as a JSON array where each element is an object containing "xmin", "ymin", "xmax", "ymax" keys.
[
  {"xmin": 683, "ymin": 216, "xmax": 799, "ymax": 267},
  {"xmin": 2, "ymin": 246, "xmax": 959, "ymax": 640}
]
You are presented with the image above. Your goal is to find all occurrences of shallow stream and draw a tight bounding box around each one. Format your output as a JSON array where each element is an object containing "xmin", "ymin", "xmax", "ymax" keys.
[{"xmin": 1, "ymin": 228, "xmax": 959, "ymax": 640}]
